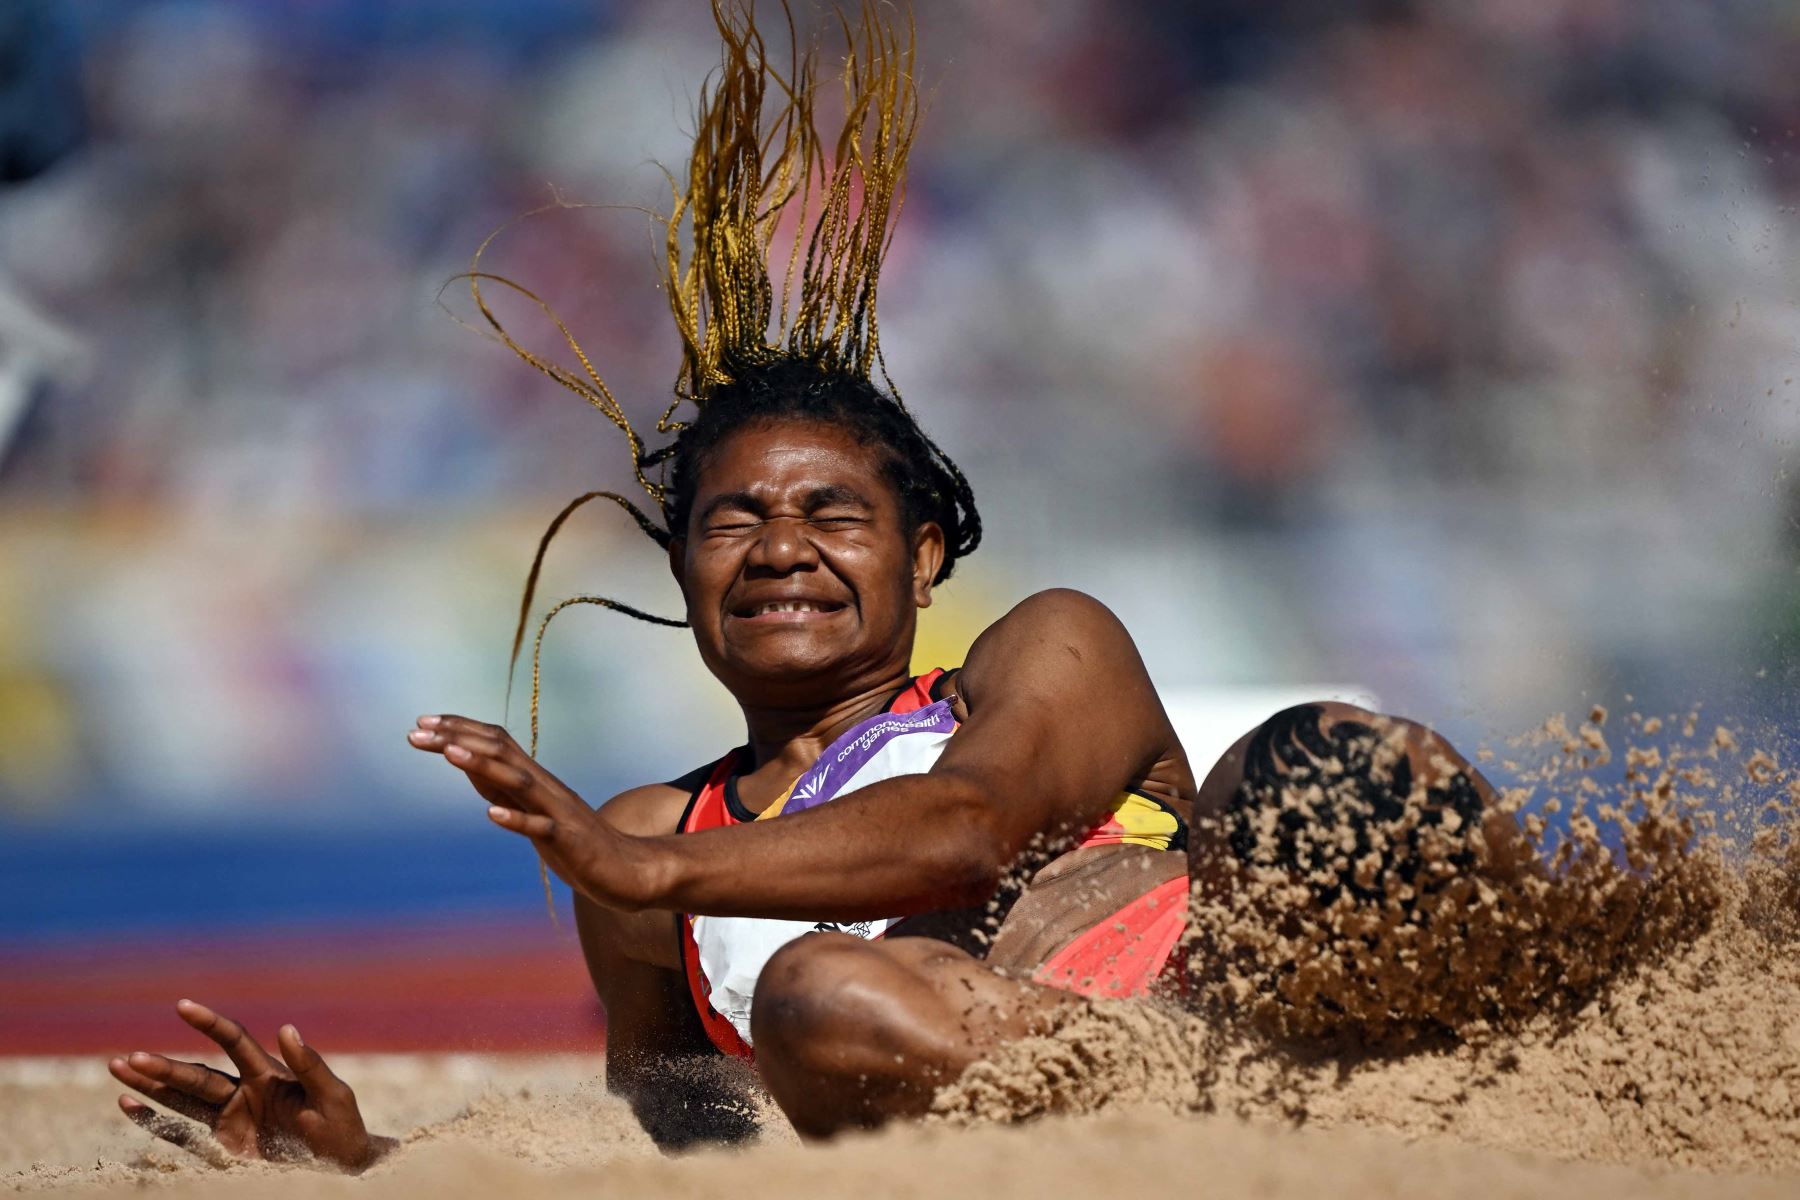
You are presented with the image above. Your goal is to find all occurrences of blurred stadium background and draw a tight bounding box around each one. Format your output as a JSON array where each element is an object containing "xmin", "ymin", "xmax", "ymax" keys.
[{"xmin": 3, "ymin": 0, "xmax": 1799, "ymax": 1054}]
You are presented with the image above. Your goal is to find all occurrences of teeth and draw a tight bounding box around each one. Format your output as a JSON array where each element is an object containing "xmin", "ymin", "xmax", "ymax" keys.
[{"xmin": 756, "ymin": 601, "xmax": 828, "ymax": 615}]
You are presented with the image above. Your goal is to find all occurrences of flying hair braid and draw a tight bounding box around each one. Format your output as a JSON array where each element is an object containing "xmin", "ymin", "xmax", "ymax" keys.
[
  {"xmin": 456, "ymin": 3, "xmax": 976, "ymax": 917},
  {"xmin": 664, "ymin": 0, "xmax": 918, "ymax": 403}
]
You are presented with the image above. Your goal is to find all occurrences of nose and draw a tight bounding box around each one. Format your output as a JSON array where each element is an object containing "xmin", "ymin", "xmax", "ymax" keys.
[{"xmin": 746, "ymin": 516, "xmax": 819, "ymax": 575}]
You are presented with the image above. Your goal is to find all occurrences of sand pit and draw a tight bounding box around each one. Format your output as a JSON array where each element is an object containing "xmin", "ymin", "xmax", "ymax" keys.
[
  {"xmin": 935, "ymin": 707, "xmax": 1800, "ymax": 1177},
  {"xmin": 7, "ymin": 709, "xmax": 1799, "ymax": 1196},
  {"xmin": 3, "ymin": 1054, "xmax": 1797, "ymax": 1200}
]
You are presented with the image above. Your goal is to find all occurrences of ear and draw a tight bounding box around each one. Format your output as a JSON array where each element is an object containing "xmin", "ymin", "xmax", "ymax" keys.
[
  {"xmin": 910, "ymin": 522, "xmax": 945, "ymax": 609},
  {"xmin": 668, "ymin": 537, "xmax": 689, "ymax": 600}
]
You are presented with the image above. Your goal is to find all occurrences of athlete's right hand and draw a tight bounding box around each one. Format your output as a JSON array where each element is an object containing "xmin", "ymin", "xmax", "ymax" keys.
[{"xmin": 107, "ymin": 999, "xmax": 395, "ymax": 1172}]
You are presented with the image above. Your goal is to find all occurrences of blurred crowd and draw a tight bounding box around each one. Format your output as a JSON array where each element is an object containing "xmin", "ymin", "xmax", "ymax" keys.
[{"xmin": 1, "ymin": 0, "xmax": 1798, "ymax": 818}]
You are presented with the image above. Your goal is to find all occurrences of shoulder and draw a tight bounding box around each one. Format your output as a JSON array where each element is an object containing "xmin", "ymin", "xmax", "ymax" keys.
[
  {"xmin": 965, "ymin": 589, "xmax": 1137, "ymax": 674},
  {"xmin": 955, "ymin": 588, "xmax": 1157, "ymax": 717},
  {"xmin": 597, "ymin": 760, "xmax": 720, "ymax": 837},
  {"xmin": 989, "ymin": 588, "xmax": 1127, "ymax": 637}
]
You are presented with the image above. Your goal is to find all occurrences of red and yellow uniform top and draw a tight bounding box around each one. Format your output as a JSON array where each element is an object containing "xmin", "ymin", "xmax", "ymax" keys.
[{"xmin": 675, "ymin": 668, "xmax": 1188, "ymax": 1060}]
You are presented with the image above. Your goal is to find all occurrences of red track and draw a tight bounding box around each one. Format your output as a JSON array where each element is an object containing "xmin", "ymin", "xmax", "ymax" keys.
[{"xmin": 0, "ymin": 919, "xmax": 605, "ymax": 1056}]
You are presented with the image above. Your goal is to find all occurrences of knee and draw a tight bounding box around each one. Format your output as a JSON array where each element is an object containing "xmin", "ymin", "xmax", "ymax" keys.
[
  {"xmin": 1222, "ymin": 702, "xmax": 1490, "ymax": 897},
  {"xmin": 1295, "ymin": 703, "xmax": 1471, "ymax": 792},
  {"xmin": 1251, "ymin": 701, "xmax": 1449, "ymax": 776},
  {"xmin": 1307, "ymin": 699, "xmax": 1379, "ymax": 728},
  {"xmin": 749, "ymin": 933, "xmax": 873, "ymax": 1065}
]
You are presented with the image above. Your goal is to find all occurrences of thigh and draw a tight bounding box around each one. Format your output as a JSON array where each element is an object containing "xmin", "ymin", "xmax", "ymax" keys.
[
  {"xmin": 751, "ymin": 932, "xmax": 1079, "ymax": 1072},
  {"xmin": 829, "ymin": 933, "xmax": 1080, "ymax": 1049},
  {"xmin": 985, "ymin": 844, "xmax": 1187, "ymax": 974},
  {"xmin": 750, "ymin": 932, "xmax": 1082, "ymax": 1136},
  {"xmin": 887, "ymin": 845, "xmax": 1188, "ymax": 973}
]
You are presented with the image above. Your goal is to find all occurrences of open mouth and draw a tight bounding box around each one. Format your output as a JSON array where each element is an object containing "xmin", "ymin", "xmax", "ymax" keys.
[{"xmin": 729, "ymin": 598, "xmax": 849, "ymax": 620}]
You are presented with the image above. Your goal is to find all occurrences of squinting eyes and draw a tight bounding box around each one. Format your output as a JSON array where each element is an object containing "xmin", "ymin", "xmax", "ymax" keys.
[{"xmin": 706, "ymin": 514, "xmax": 868, "ymax": 534}]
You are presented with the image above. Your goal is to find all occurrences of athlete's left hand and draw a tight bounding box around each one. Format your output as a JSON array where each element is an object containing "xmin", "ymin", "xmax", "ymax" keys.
[{"xmin": 407, "ymin": 714, "xmax": 659, "ymax": 910}]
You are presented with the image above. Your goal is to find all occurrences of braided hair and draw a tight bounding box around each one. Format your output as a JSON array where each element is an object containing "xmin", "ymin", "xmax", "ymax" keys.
[
  {"xmin": 454, "ymin": 2, "xmax": 979, "ymax": 759},
  {"xmin": 658, "ymin": 356, "xmax": 979, "ymax": 581}
]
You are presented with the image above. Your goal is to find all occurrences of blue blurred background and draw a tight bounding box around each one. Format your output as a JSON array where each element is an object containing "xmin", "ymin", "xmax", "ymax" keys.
[{"xmin": 2, "ymin": 0, "xmax": 1799, "ymax": 1048}]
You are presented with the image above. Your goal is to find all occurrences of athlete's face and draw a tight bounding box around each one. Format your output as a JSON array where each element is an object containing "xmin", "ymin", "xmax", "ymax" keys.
[{"xmin": 671, "ymin": 419, "xmax": 944, "ymax": 699}]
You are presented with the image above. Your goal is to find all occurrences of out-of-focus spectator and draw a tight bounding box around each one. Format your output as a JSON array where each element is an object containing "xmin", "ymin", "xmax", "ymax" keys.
[{"xmin": 1, "ymin": 0, "xmax": 1796, "ymax": 817}]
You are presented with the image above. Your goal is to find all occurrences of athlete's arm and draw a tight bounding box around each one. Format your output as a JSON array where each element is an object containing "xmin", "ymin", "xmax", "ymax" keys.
[
  {"xmin": 416, "ymin": 590, "xmax": 1184, "ymax": 921},
  {"xmin": 577, "ymin": 902, "xmax": 759, "ymax": 1147},
  {"xmin": 578, "ymin": 785, "xmax": 759, "ymax": 1149}
]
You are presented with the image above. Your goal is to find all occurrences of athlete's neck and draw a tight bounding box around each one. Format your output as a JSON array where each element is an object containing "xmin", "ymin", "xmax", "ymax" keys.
[{"xmin": 738, "ymin": 671, "xmax": 914, "ymax": 783}]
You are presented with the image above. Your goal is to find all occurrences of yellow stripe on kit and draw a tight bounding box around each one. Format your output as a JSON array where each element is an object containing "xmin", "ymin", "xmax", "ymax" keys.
[
  {"xmin": 1105, "ymin": 790, "xmax": 1182, "ymax": 850},
  {"xmin": 755, "ymin": 782, "xmax": 797, "ymax": 822}
]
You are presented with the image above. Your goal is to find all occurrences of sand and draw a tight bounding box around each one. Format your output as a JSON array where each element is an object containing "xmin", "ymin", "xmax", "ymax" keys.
[
  {"xmin": 6, "ymin": 708, "xmax": 1800, "ymax": 1196},
  {"xmin": 935, "ymin": 707, "xmax": 1800, "ymax": 1177},
  {"xmin": 4, "ymin": 1055, "xmax": 1797, "ymax": 1200}
]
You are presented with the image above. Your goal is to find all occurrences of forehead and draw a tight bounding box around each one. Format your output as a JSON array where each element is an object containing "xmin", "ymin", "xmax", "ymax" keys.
[{"xmin": 696, "ymin": 419, "xmax": 894, "ymax": 503}]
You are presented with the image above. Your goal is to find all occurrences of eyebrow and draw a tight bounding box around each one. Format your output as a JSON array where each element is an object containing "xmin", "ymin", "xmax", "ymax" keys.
[
  {"xmin": 801, "ymin": 484, "xmax": 875, "ymax": 511},
  {"xmin": 698, "ymin": 484, "xmax": 875, "ymax": 523}
]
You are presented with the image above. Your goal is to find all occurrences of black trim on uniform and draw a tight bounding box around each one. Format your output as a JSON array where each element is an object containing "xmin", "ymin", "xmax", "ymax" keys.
[
  {"xmin": 929, "ymin": 667, "xmax": 961, "ymax": 704},
  {"xmin": 721, "ymin": 770, "xmax": 761, "ymax": 824}
]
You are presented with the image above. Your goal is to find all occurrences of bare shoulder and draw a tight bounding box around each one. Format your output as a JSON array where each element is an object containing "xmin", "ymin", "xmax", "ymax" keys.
[
  {"xmin": 596, "ymin": 761, "xmax": 714, "ymax": 837},
  {"xmin": 982, "ymin": 588, "xmax": 1134, "ymax": 646},
  {"xmin": 581, "ymin": 763, "xmax": 716, "ymax": 971},
  {"xmin": 961, "ymin": 588, "xmax": 1144, "ymax": 694}
]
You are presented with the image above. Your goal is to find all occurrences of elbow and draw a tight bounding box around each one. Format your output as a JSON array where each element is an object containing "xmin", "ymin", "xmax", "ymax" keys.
[
  {"xmin": 932, "ymin": 811, "xmax": 1016, "ymax": 908},
  {"xmin": 917, "ymin": 773, "xmax": 1028, "ymax": 907}
]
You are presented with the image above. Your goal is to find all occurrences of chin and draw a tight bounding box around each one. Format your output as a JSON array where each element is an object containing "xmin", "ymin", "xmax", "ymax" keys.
[
  {"xmin": 732, "ymin": 648, "xmax": 851, "ymax": 683},
  {"xmin": 715, "ymin": 617, "xmax": 847, "ymax": 669}
]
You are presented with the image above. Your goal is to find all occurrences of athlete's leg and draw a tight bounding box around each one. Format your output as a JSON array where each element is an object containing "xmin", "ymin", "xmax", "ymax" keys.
[
  {"xmin": 750, "ymin": 933, "xmax": 1079, "ymax": 1138},
  {"xmin": 1195, "ymin": 701, "xmax": 1495, "ymax": 822},
  {"xmin": 1188, "ymin": 699, "xmax": 1526, "ymax": 913},
  {"xmin": 759, "ymin": 704, "xmax": 1503, "ymax": 1138}
]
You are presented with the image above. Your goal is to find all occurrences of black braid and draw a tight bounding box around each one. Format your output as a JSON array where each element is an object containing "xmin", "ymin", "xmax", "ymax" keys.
[{"xmin": 658, "ymin": 354, "xmax": 981, "ymax": 584}]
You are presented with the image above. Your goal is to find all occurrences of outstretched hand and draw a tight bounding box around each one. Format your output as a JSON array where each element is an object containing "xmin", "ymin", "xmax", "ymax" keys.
[
  {"xmin": 108, "ymin": 999, "xmax": 394, "ymax": 1171},
  {"xmin": 408, "ymin": 714, "xmax": 659, "ymax": 911}
]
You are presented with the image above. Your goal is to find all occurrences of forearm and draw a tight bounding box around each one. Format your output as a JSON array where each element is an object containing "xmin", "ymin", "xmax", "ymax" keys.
[
  {"xmin": 610, "ymin": 1057, "xmax": 759, "ymax": 1150},
  {"xmin": 633, "ymin": 772, "xmax": 1010, "ymax": 920}
]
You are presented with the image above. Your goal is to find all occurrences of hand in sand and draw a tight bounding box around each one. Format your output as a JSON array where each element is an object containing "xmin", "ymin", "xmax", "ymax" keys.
[
  {"xmin": 408, "ymin": 714, "xmax": 657, "ymax": 910},
  {"xmin": 107, "ymin": 999, "xmax": 395, "ymax": 1171}
]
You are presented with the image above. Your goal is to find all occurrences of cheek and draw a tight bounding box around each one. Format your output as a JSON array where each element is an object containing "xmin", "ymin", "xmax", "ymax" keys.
[
  {"xmin": 830, "ymin": 541, "xmax": 916, "ymax": 619},
  {"xmin": 683, "ymin": 551, "xmax": 735, "ymax": 616}
]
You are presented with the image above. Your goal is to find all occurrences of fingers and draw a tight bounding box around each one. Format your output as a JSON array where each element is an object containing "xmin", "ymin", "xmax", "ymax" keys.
[
  {"xmin": 109, "ymin": 1054, "xmax": 231, "ymax": 1120},
  {"xmin": 411, "ymin": 715, "xmax": 589, "ymax": 822},
  {"xmin": 409, "ymin": 718, "xmax": 531, "ymax": 789},
  {"xmin": 275, "ymin": 1024, "xmax": 351, "ymax": 1105},
  {"xmin": 408, "ymin": 728, "xmax": 507, "ymax": 760},
  {"xmin": 119, "ymin": 1095, "xmax": 205, "ymax": 1151},
  {"xmin": 487, "ymin": 805, "xmax": 556, "ymax": 839},
  {"xmin": 175, "ymin": 999, "xmax": 280, "ymax": 1080},
  {"xmin": 119, "ymin": 1097, "xmax": 242, "ymax": 1167},
  {"xmin": 119, "ymin": 1052, "xmax": 237, "ymax": 1103},
  {"xmin": 446, "ymin": 742, "xmax": 533, "ymax": 789},
  {"xmin": 407, "ymin": 714, "xmax": 510, "ymax": 755}
]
